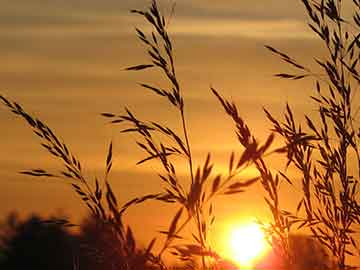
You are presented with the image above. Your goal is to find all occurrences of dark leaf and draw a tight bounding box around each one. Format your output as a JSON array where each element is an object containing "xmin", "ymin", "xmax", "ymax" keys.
[
  {"xmin": 126, "ymin": 64, "xmax": 154, "ymax": 71},
  {"xmin": 168, "ymin": 207, "xmax": 183, "ymax": 240}
]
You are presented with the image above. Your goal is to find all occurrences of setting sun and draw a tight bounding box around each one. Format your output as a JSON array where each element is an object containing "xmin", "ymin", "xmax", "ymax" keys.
[{"xmin": 224, "ymin": 222, "xmax": 270, "ymax": 269}]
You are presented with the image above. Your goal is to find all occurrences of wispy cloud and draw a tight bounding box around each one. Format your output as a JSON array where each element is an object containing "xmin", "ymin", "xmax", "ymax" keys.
[
  {"xmin": 0, "ymin": 17, "xmax": 312, "ymax": 41},
  {"xmin": 0, "ymin": 0, "xmax": 311, "ymax": 40},
  {"xmin": 168, "ymin": 18, "xmax": 312, "ymax": 39}
]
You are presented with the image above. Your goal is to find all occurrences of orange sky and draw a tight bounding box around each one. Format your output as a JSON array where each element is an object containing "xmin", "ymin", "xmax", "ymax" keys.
[{"xmin": 1, "ymin": 0, "xmax": 359, "ymax": 267}]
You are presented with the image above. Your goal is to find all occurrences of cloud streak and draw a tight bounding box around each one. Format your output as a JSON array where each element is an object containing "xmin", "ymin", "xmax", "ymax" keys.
[
  {"xmin": 1, "ymin": 15, "xmax": 312, "ymax": 40},
  {"xmin": 169, "ymin": 18, "xmax": 312, "ymax": 39}
]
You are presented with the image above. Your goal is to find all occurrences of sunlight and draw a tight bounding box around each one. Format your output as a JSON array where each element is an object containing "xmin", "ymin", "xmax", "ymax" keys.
[{"xmin": 224, "ymin": 221, "xmax": 270, "ymax": 269}]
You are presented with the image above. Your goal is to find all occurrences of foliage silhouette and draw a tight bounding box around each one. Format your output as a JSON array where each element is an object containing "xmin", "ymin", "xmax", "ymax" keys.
[
  {"xmin": 0, "ymin": 213, "xmax": 336, "ymax": 270},
  {"xmin": 0, "ymin": 213, "xmax": 164, "ymax": 270},
  {"xmin": 260, "ymin": 0, "xmax": 360, "ymax": 269},
  {"xmin": 288, "ymin": 234, "xmax": 335, "ymax": 270},
  {"xmin": 78, "ymin": 215, "xmax": 159, "ymax": 270},
  {"xmin": 254, "ymin": 234, "xmax": 335, "ymax": 270},
  {"xmin": 0, "ymin": 212, "xmax": 76, "ymax": 270},
  {"xmin": 0, "ymin": 1, "xmax": 270, "ymax": 269}
]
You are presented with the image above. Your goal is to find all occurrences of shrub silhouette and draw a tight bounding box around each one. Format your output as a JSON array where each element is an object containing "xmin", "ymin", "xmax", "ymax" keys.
[
  {"xmin": 289, "ymin": 234, "xmax": 335, "ymax": 270},
  {"xmin": 78, "ymin": 215, "xmax": 159, "ymax": 270},
  {"xmin": 0, "ymin": 213, "xmax": 162, "ymax": 270},
  {"xmin": 254, "ymin": 234, "xmax": 335, "ymax": 270},
  {"xmin": 0, "ymin": 212, "xmax": 75, "ymax": 270},
  {"xmin": 0, "ymin": 214, "xmax": 336, "ymax": 270}
]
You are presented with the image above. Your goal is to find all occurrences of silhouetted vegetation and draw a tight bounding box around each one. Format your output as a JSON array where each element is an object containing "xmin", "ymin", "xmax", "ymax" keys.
[
  {"xmin": 261, "ymin": 0, "xmax": 360, "ymax": 269},
  {"xmin": 78, "ymin": 215, "xmax": 159, "ymax": 270},
  {"xmin": 0, "ymin": 213, "xmax": 336, "ymax": 270},
  {"xmin": 0, "ymin": 213, "xmax": 75, "ymax": 270},
  {"xmin": 289, "ymin": 235, "xmax": 335, "ymax": 270},
  {"xmin": 0, "ymin": 213, "xmax": 162, "ymax": 270},
  {"xmin": 1, "ymin": 0, "xmax": 360, "ymax": 269}
]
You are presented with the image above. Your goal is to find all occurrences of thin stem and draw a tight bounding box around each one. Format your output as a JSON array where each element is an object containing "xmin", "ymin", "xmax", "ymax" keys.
[
  {"xmin": 180, "ymin": 109, "xmax": 195, "ymax": 184},
  {"xmin": 158, "ymin": 215, "xmax": 192, "ymax": 258},
  {"xmin": 195, "ymin": 208, "xmax": 206, "ymax": 270}
]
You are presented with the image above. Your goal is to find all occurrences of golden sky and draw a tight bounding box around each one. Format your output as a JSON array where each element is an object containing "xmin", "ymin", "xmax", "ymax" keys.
[{"xmin": 1, "ymin": 0, "xmax": 358, "ymax": 266}]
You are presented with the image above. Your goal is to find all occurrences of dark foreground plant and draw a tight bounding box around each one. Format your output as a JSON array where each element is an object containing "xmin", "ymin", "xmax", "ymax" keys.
[
  {"xmin": 0, "ymin": 212, "xmax": 162, "ymax": 270},
  {"xmin": 258, "ymin": 0, "xmax": 360, "ymax": 269},
  {"xmin": 102, "ymin": 1, "xmax": 276, "ymax": 268},
  {"xmin": 0, "ymin": 94, "xmax": 164, "ymax": 269},
  {"xmin": 0, "ymin": 1, "xmax": 273, "ymax": 269},
  {"xmin": 0, "ymin": 213, "xmax": 75, "ymax": 270}
]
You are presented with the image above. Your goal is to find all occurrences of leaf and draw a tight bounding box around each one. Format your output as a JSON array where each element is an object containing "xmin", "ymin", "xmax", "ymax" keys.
[
  {"xmin": 265, "ymin": 45, "xmax": 291, "ymax": 60},
  {"xmin": 347, "ymin": 33, "xmax": 360, "ymax": 53},
  {"xmin": 106, "ymin": 141, "xmax": 113, "ymax": 174},
  {"xmin": 168, "ymin": 207, "xmax": 183, "ymax": 240},
  {"xmin": 101, "ymin": 113, "xmax": 115, "ymax": 118},
  {"xmin": 61, "ymin": 171, "xmax": 73, "ymax": 178},
  {"xmin": 229, "ymin": 152, "xmax": 235, "ymax": 173},
  {"xmin": 259, "ymin": 133, "xmax": 275, "ymax": 153},
  {"xmin": 275, "ymin": 73, "xmax": 298, "ymax": 79},
  {"xmin": 145, "ymin": 238, "xmax": 156, "ymax": 255},
  {"xmin": 119, "ymin": 197, "xmax": 139, "ymax": 215},
  {"xmin": 223, "ymin": 189, "xmax": 245, "ymax": 195},
  {"xmin": 211, "ymin": 175, "xmax": 221, "ymax": 193},
  {"xmin": 125, "ymin": 64, "xmax": 154, "ymax": 71},
  {"xmin": 95, "ymin": 177, "xmax": 102, "ymax": 201},
  {"xmin": 126, "ymin": 227, "xmax": 135, "ymax": 252},
  {"xmin": 296, "ymin": 198, "xmax": 304, "ymax": 213},
  {"xmin": 159, "ymin": 231, "xmax": 183, "ymax": 239},
  {"xmin": 236, "ymin": 146, "xmax": 253, "ymax": 168},
  {"xmin": 228, "ymin": 177, "xmax": 259, "ymax": 189},
  {"xmin": 265, "ymin": 45, "xmax": 279, "ymax": 54},
  {"xmin": 106, "ymin": 181, "xmax": 118, "ymax": 207},
  {"xmin": 20, "ymin": 170, "xmax": 55, "ymax": 177},
  {"xmin": 140, "ymin": 83, "xmax": 167, "ymax": 96},
  {"xmin": 135, "ymin": 27, "xmax": 146, "ymax": 40},
  {"xmin": 278, "ymin": 171, "xmax": 293, "ymax": 185}
]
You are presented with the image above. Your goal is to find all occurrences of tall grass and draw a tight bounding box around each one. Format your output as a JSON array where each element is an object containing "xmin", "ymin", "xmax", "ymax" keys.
[
  {"xmin": 0, "ymin": 1, "xmax": 272, "ymax": 269},
  {"xmin": 1, "ymin": 0, "xmax": 360, "ymax": 269},
  {"xmin": 261, "ymin": 0, "xmax": 360, "ymax": 269}
]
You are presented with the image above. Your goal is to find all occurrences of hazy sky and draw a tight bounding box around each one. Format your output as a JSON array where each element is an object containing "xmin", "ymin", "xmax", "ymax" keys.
[{"xmin": 1, "ymin": 0, "xmax": 355, "ymax": 264}]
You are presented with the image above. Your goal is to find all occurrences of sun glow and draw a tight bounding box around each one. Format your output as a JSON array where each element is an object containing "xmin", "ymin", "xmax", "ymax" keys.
[{"xmin": 224, "ymin": 221, "xmax": 270, "ymax": 269}]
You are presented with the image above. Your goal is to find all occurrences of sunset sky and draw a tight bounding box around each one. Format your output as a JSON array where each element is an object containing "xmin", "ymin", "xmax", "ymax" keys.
[{"xmin": 1, "ymin": 0, "xmax": 358, "ymax": 266}]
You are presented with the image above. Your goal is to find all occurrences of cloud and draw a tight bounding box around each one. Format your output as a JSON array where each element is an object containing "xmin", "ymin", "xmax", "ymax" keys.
[
  {"xmin": 0, "ymin": 0, "xmax": 322, "ymax": 225},
  {"xmin": 168, "ymin": 18, "xmax": 312, "ymax": 39},
  {"xmin": 172, "ymin": 0, "xmax": 306, "ymax": 21},
  {"xmin": 0, "ymin": 0, "xmax": 314, "ymax": 41},
  {"xmin": 0, "ymin": 17, "xmax": 312, "ymax": 40}
]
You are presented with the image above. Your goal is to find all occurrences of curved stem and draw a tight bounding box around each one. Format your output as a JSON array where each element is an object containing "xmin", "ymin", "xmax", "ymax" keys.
[
  {"xmin": 180, "ymin": 108, "xmax": 194, "ymax": 185},
  {"xmin": 158, "ymin": 215, "xmax": 192, "ymax": 258}
]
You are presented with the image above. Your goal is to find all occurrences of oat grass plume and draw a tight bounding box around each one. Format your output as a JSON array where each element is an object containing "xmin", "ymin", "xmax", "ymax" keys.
[
  {"xmin": 0, "ymin": 1, "xmax": 268, "ymax": 269},
  {"xmin": 262, "ymin": 0, "xmax": 360, "ymax": 269}
]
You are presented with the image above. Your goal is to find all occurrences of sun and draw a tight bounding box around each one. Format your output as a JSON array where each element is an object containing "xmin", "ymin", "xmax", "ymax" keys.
[{"xmin": 225, "ymin": 221, "xmax": 270, "ymax": 269}]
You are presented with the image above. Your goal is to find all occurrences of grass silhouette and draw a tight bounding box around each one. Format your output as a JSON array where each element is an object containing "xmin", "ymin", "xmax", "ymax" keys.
[
  {"xmin": 260, "ymin": 1, "xmax": 360, "ymax": 269},
  {"xmin": 1, "ymin": 0, "xmax": 360, "ymax": 270}
]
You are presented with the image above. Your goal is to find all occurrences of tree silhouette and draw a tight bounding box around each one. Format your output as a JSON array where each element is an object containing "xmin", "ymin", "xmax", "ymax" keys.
[
  {"xmin": 0, "ymin": 212, "xmax": 76, "ymax": 270},
  {"xmin": 78, "ymin": 215, "xmax": 159, "ymax": 270},
  {"xmin": 0, "ymin": 213, "xmax": 161, "ymax": 270},
  {"xmin": 255, "ymin": 234, "xmax": 335, "ymax": 270},
  {"xmin": 289, "ymin": 235, "xmax": 335, "ymax": 270}
]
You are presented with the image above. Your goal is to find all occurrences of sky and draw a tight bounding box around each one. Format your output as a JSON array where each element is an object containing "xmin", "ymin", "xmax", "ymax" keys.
[{"xmin": 1, "ymin": 0, "xmax": 359, "ymax": 266}]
